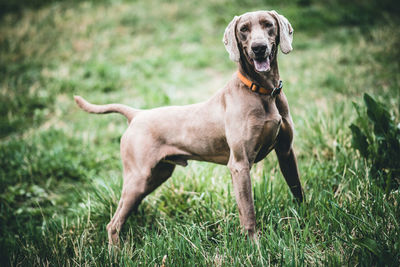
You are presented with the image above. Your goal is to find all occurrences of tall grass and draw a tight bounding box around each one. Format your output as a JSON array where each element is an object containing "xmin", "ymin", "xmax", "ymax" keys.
[{"xmin": 0, "ymin": 0, "xmax": 399, "ymax": 265}]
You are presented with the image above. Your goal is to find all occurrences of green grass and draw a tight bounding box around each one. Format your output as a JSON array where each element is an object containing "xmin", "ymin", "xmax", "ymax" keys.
[{"xmin": 1, "ymin": 0, "xmax": 399, "ymax": 266}]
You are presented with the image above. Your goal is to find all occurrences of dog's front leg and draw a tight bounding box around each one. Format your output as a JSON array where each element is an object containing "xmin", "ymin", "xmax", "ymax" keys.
[
  {"xmin": 228, "ymin": 158, "xmax": 256, "ymax": 238},
  {"xmin": 276, "ymin": 148, "xmax": 304, "ymax": 202}
]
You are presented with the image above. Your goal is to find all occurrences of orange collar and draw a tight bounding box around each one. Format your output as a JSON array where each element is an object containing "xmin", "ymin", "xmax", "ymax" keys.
[{"xmin": 237, "ymin": 71, "xmax": 282, "ymax": 96}]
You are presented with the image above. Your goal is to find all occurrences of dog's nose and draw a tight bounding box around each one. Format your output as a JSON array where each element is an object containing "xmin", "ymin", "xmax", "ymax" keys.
[{"xmin": 251, "ymin": 44, "xmax": 267, "ymax": 55}]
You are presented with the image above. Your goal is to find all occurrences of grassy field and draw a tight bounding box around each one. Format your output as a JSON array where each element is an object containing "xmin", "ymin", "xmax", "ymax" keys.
[{"xmin": 1, "ymin": 0, "xmax": 399, "ymax": 265}]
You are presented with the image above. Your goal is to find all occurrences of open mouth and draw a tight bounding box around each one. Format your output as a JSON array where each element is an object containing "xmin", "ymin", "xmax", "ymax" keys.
[{"xmin": 252, "ymin": 47, "xmax": 274, "ymax": 72}]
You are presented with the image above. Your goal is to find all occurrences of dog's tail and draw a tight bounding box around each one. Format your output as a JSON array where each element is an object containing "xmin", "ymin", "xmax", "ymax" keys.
[{"xmin": 74, "ymin": 95, "xmax": 139, "ymax": 123}]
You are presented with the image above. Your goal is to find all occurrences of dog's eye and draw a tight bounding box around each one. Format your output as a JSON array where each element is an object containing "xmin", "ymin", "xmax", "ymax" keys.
[
  {"xmin": 240, "ymin": 25, "xmax": 249, "ymax": 32},
  {"xmin": 263, "ymin": 22, "xmax": 273, "ymax": 28}
]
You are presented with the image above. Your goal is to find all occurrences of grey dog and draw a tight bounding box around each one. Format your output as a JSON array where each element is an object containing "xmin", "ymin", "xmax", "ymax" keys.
[{"xmin": 75, "ymin": 10, "xmax": 304, "ymax": 245}]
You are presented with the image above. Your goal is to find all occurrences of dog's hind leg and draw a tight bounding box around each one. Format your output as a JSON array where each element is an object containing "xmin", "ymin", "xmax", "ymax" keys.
[
  {"xmin": 106, "ymin": 170, "xmax": 144, "ymax": 246},
  {"xmin": 106, "ymin": 161, "xmax": 175, "ymax": 245}
]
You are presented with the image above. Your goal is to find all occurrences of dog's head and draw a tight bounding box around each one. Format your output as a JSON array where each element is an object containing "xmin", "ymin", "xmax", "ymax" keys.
[{"xmin": 223, "ymin": 10, "xmax": 293, "ymax": 73}]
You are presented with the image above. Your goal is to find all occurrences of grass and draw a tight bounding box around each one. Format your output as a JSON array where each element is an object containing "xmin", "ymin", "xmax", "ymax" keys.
[{"xmin": 1, "ymin": 0, "xmax": 399, "ymax": 265}]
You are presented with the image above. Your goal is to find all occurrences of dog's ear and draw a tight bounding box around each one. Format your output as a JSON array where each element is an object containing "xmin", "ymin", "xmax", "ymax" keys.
[
  {"xmin": 223, "ymin": 15, "xmax": 240, "ymax": 62},
  {"xmin": 269, "ymin": 10, "xmax": 293, "ymax": 54}
]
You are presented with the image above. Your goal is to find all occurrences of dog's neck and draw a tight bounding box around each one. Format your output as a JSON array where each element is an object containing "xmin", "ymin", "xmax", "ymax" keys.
[{"xmin": 238, "ymin": 52, "xmax": 280, "ymax": 91}]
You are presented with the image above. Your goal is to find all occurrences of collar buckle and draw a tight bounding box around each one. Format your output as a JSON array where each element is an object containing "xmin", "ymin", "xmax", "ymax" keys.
[{"xmin": 250, "ymin": 83, "xmax": 259, "ymax": 93}]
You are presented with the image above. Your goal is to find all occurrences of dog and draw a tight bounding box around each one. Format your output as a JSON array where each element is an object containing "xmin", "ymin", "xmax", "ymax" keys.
[{"xmin": 74, "ymin": 10, "xmax": 304, "ymax": 245}]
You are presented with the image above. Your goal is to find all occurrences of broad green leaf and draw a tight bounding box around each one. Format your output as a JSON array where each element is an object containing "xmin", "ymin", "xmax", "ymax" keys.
[
  {"xmin": 349, "ymin": 124, "xmax": 369, "ymax": 158},
  {"xmin": 364, "ymin": 93, "xmax": 390, "ymax": 136}
]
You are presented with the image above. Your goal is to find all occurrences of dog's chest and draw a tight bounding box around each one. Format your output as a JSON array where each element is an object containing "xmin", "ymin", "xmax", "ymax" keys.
[{"xmin": 251, "ymin": 101, "xmax": 283, "ymax": 162}]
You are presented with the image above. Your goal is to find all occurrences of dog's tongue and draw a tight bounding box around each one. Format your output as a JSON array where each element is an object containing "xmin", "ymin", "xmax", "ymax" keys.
[{"xmin": 254, "ymin": 58, "xmax": 270, "ymax": 72}]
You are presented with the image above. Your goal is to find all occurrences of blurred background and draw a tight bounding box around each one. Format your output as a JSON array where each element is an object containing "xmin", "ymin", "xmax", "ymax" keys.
[{"xmin": 0, "ymin": 0, "xmax": 399, "ymax": 265}]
